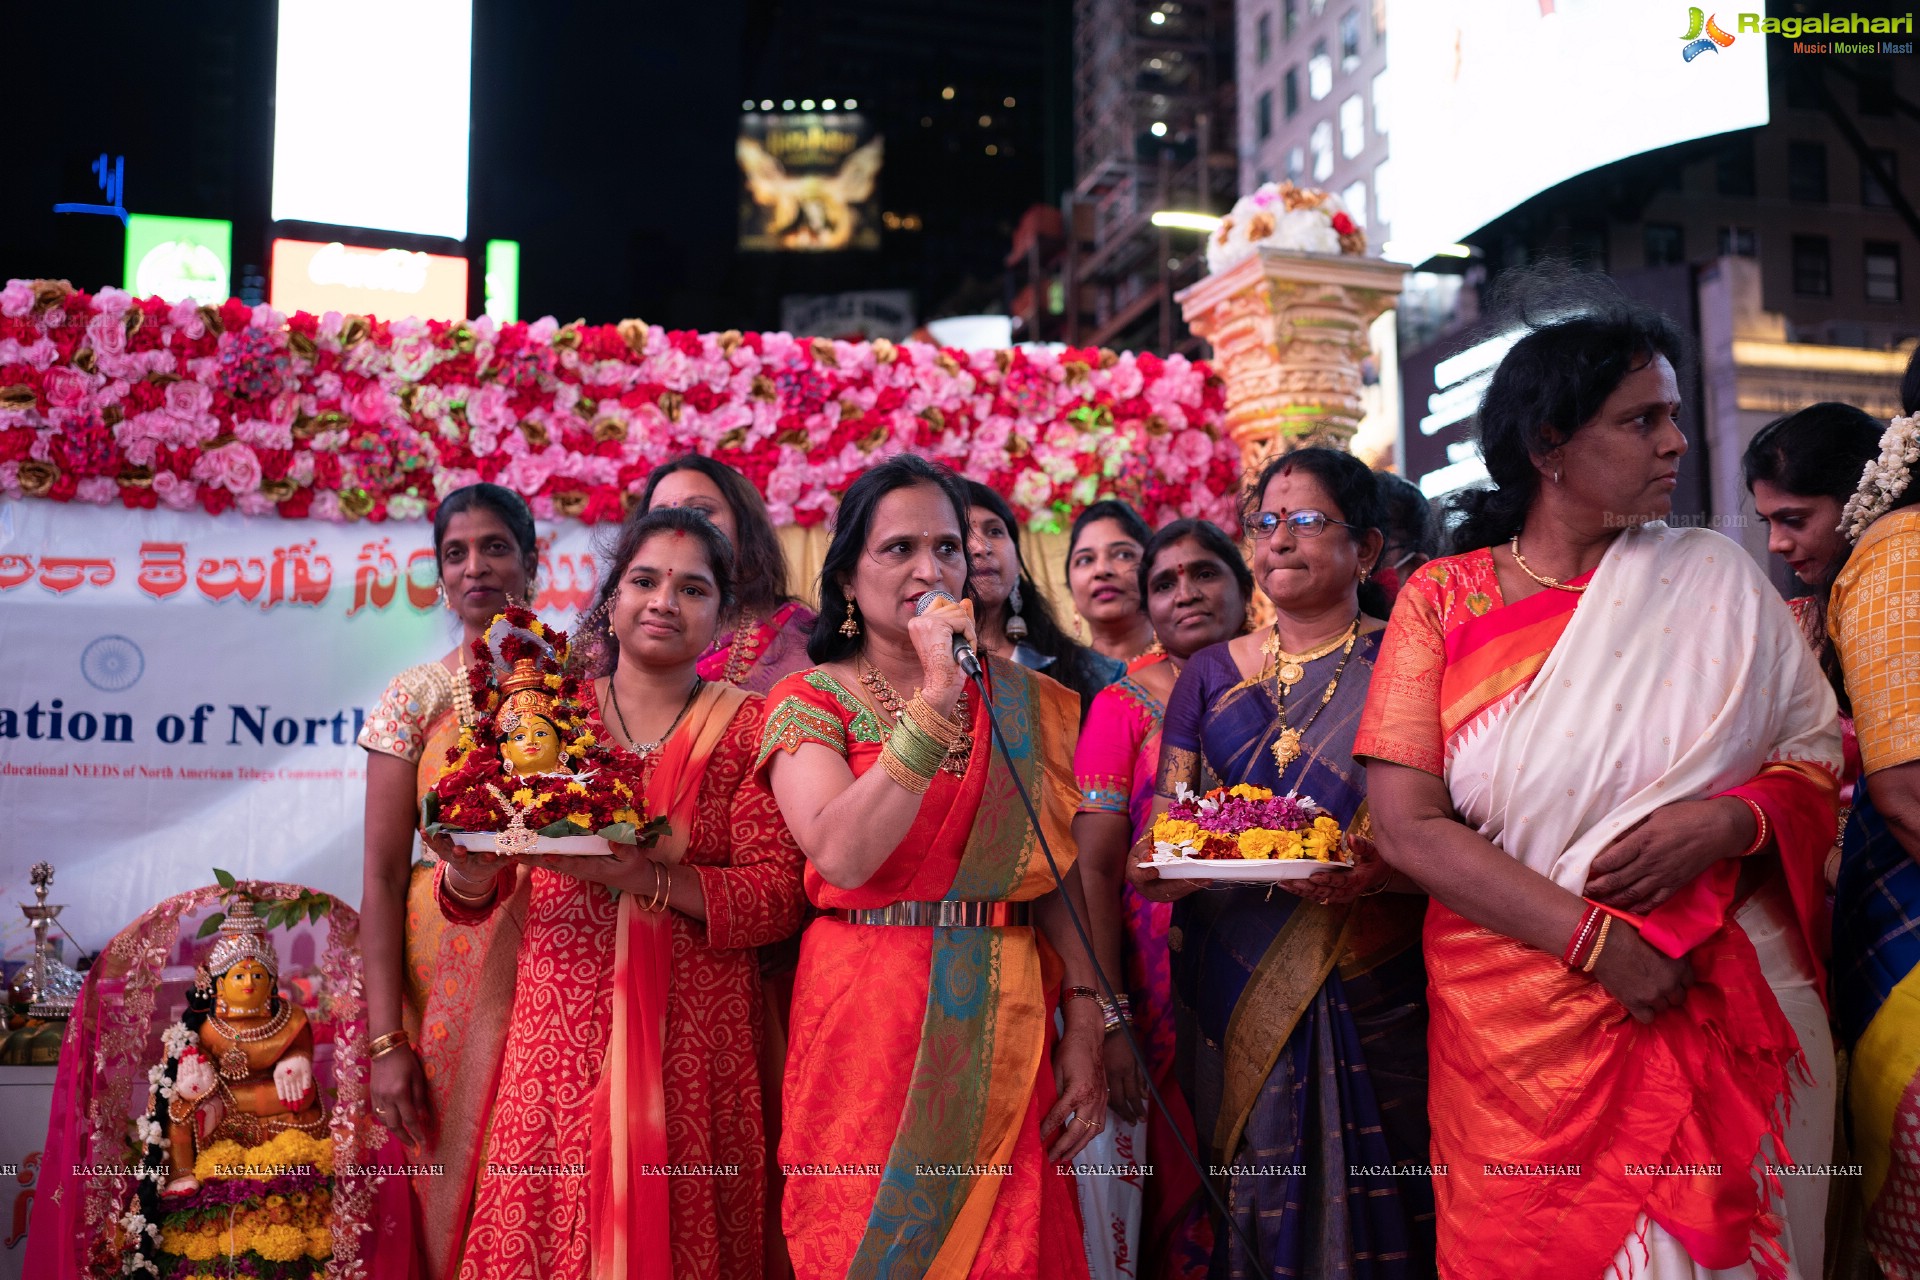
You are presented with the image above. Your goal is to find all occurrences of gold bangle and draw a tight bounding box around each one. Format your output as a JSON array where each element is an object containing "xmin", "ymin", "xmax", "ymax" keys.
[
  {"xmin": 369, "ymin": 1030, "xmax": 411, "ymax": 1060},
  {"xmin": 442, "ymin": 867, "xmax": 497, "ymax": 908},
  {"xmin": 903, "ymin": 694, "xmax": 964, "ymax": 749},
  {"xmin": 888, "ymin": 718, "xmax": 948, "ymax": 776},
  {"xmin": 879, "ymin": 741, "xmax": 935, "ymax": 793},
  {"xmin": 1581, "ymin": 914, "xmax": 1615, "ymax": 973},
  {"xmin": 646, "ymin": 861, "xmax": 672, "ymax": 912}
]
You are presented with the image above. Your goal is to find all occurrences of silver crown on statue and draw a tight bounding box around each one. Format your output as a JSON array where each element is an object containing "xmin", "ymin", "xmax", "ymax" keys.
[{"xmin": 20, "ymin": 862, "xmax": 82, "ymax": 1020}]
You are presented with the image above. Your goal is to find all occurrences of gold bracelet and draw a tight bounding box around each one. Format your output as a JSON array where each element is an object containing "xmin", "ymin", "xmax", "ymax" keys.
[
  {"xmin": 903, "ymin": 694, "xmax": 964, "ymax": 749},
  {"xmin": 879, "ymin": 740, "xmax": 935, "ymax": 793},
  {"xmin": 646, "ymin": 861, "xmax": 672, "ymax": 912},
  {"xmin": 442, "ymin": 866, "xmax": 497, "ymax": 908},
  {"xmin": 888, "ymin": 717, "xmax": 948, "ymax": 777},
  {"xmin": 368, "ymin": 1030, "xmax": 411, "ymax": 1060},
  {"xmin": 1581, "ymin": 914, "xmax": 1615, "ymax": 973}
]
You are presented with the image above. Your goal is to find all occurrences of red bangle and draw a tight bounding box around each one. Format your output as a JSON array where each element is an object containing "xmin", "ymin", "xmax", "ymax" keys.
[
  {"xmin": 1733, "ymin": 796, "xmax": 1769, "ymax": 857},
  {"xmin": 1563, "ymin": 903, "xmax": 1604, "ymax": 969}
]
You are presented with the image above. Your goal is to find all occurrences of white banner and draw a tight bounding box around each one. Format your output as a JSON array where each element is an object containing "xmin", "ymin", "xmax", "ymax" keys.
[{"xmin": 0, "ymin": 500, "xmax": 595, "ymax": 959}]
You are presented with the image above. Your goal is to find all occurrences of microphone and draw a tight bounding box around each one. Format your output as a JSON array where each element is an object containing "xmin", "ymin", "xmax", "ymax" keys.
[{"xmin": 914, "ymin": 590, "xmax": 983, "ymax": 679}]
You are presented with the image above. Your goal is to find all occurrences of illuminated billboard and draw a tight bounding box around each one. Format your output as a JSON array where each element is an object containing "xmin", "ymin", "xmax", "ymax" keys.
[
  {"xmin": 738, "ymin": 112, "xmax": 883, "ymax": 252},
  {"xmin": 271, "ymin": 0, "xmax": 472, "ymax": 240},
  {"xmin": 269, "ymin": 239, "xmax": 469, "ymax": 322},
  {"xmin": 124, "ymin": 214, "xmax": 232, "ymax": 305},
  {"xmin": 1384, "ymin": 0, "xmax": 1768, "ymax": 264}
]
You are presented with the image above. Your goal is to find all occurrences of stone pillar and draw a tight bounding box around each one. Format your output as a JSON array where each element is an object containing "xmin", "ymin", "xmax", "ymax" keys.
[{"xmin": 1177, "ymin": 246, "xmax": 1406, "ymax": 469}]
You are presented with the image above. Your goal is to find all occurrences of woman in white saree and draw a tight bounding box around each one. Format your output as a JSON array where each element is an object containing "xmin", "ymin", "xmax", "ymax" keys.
[{"xmin": 1355, "ymin": 301, "xmax": 1843, "ymax": 1280}]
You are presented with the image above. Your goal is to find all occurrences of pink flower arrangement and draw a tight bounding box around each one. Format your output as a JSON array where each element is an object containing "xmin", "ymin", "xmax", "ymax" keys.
[{"xmin": 0, "ymin": 281, "xmax": 1241, "ymax": 529}]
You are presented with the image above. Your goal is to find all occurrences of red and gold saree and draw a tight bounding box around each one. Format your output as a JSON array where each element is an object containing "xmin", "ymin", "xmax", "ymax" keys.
[
  {"xmin": 1355, "ymin": 525, "xmax": 1841, "ymax": 1279},
  {"xmin": 758, "ymin": 655, "xmax": 1091, "ymax": 1280}
]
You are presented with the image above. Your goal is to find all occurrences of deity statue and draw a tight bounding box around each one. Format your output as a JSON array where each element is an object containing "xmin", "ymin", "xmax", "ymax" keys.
[
  {"xmin": 160, "ymin": 900, "xmax": 327, "ymax": 1195},
  {"xmin": 498, "ymin": 656, "xmax": 566, "ymax": 777}
]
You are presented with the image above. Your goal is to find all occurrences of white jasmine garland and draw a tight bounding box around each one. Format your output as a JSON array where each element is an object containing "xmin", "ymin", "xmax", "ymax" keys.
[{"xmin": 1842, "ymin": 414, "xmax": 1920, "ymax": 542}]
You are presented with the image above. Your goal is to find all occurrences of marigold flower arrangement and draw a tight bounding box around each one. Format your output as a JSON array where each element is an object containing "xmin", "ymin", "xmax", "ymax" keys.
[
  {"xmin": 424, "ymin": 605, "xmax": 663, "ymax": 848},
  {"xmin": 1151, "ymin": 782, "xmax": 1349, "ymax": 863}
]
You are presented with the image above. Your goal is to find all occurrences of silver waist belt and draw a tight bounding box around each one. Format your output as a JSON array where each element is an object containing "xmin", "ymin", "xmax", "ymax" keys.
[{"xmin": 835, "ymin": 900, "xmax": 1031, "ymax": 928}]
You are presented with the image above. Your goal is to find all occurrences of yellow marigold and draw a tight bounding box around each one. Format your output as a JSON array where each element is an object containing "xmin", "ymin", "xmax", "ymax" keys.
[
  {"xmin": 193, "ymin": 1140, "xmax": 248, "ymax": 1181},
  {"xmin": 531, "ymin": 621, "xmax": 548, "ymax": 637},
  {"xmin": 1151, "ymin": 816, "xmax": 1202, "ymax": 848},
  {"xmin": 1227, "ymin": 783, "xmax": 1273, "ymax": 802},
  {"xmin": 511, "ymin": 786, "xmax": 534, "ymax": 806},
  {"xmin": 612, "ymin": 780, "xmax": 632, "ymax": 798},
  {"xmin": 1234, "ymin": 829, "xmax": 1283, "ymax": 860},
  {"xmin": 1302, "ymin": 815, "xmax": 1343, "ymax": 862},
  {"xmin": 612, "ymin": 807, "xmax": 639, "ymax": 826},
  {"xmin": 544, "ymin": 673, "xmax": 563, "ymax": 689},
  {"xmin": 567, "ymin": 812, "xmax": 591, "ymax": 829},
  {"xmin": 575, "ymin": 731, "xmax": 597, "ymax": 749},
  {"xmin": 566, "ymin": 780, "xmax": 588, "ymax": 795},
  {"xmin": 160, "ymin": 1226, "xmax": 222, "ymax": 1261},
  {"xmin": 253, "ymin": 1222, "xmax": 310, "ymax": 1262},
  {"xmin": 308, "ymin": 1225, "xmax": 335, "ymax": 1259}
]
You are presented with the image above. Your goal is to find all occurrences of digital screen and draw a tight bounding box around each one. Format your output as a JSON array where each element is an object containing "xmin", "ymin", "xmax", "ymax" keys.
[
  {"xmin": 484, "ymin": 239, "xmax": 520, "ymax": 322},
  {"xmin": 123, "ymin": 214, "xmax": 233, "ymax": 305},
  {"xmin": 1384, "ymin": 0, "xmax": 1768, "ymax": 264},
  {"xmin": 271, "ymin": 0, "xmax": 472, "ymax": 240},
  {"xmin": 269, "ymin": 239, "xmax": 470, "ymax": 322},
  {"xmin": 738, "ymin": 112, "xmax": 884, "ymax": 252}
]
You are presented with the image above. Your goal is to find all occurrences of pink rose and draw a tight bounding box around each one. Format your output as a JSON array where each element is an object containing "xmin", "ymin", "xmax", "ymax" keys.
[
  {"xmin": 193, "ymin": 441, "xmax": 263, "ymax": 494},
  {"xmin": 75, "ymin": 476, "xmax": 119, "ymax": 504},
  {"xmin": 310, "ymin": 491, "xmax": 344, "ymax": 522},
  {"xmin": 1173, "ymin": 429, "xmax": 1214, "ymax": 471},
  {"xmin": 350, "ymin": 381, "xmax": 394, "ymax": 427},
  {"xmin": 152, "ymin": 471, "xmax": 199, "ymax": 511},
  {"xmin": 0, "ymin": 280, "xmax": 34, "ymax": 318},
  {"xmin": 85, "ymin": 312, "xmax": 128, "ymax": 358},
  {"xmin": 234, "ymin": 490, "xmax": 276, "ymax": 516},
  {"xmin": 164, "ymin": 379, "xmax": 215, "ymax": 420},
  {"xmin": 44, "ymin": 368, "xmax": 95, "ymax": 410}
]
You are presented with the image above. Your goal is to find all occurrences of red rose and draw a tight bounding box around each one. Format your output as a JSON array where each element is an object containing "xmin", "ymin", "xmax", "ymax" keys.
[
  {"xmin": 1331, "ymin": 212, "xmax": 1356, "ymax": 236},
  {"xmin": 200, "ymin": 485, "xmax": 234, "ymax": 516},
  {"xmin": 0, "ymin": 428, "xmax": 34, "ymax": 462},
  {"xmin": 119, "ymin": 484, "xmax": 158, "ymax": 510}
]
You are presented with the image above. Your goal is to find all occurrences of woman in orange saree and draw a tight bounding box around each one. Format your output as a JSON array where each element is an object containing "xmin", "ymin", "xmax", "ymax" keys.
[
  {"xmin": 1357, "ymin": 305, "xmax": 1842, "ymax": 1280},
  {"xmin": 761, "ymin": 455, "xmax": 1106, "ymax": 1280},
  {"xmin": 358, "ymin": 483, "xmax": 540, "ymax": 1280},
  {"xmin": 432, "ymin": 505, "xmax": 807, "ymax": 1280}
]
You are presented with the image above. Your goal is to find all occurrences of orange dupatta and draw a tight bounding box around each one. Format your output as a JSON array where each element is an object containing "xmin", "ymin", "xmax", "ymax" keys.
[{"xmin": 589, "ymin": 681, "xmax": 750, "ymax": 1280}]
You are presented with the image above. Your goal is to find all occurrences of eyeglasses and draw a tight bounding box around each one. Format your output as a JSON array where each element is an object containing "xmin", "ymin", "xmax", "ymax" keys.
[{"xmin": 1241, "ymin": 509, "xmax": 1356, "ymax": 539}]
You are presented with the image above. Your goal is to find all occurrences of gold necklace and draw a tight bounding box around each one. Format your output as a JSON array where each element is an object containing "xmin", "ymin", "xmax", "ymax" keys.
[
  {"xmin": 1270, "ymin": 619, "xmax": 1359, "ymax": 771},
  {"xmin": 1508, "ymin": 536, "xmax": 1588, "ymax": 594},
  {"xmin": 1262, "ymin": 618, "xmax": 1360, "ymax": 691},
  {"xmin": 209, "ymin": 1002, "xmax": 291, "ymax": 1079}
]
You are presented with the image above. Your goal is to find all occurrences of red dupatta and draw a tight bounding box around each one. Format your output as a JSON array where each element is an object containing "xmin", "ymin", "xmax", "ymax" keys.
[{"xmin": 588, "ymin": 680, "xmax": 749, "ymax": 1280}]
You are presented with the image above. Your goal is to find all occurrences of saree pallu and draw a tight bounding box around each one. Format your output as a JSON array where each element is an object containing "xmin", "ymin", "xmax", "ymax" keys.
[
  {"xmin": 1160, "ymin": 637, "xmax": 1434, "ymax": 1280},
  {"xmin": 1828, "ymin": 506, "xmax": 1920, "ymax": 1279},
  {"xmin": 760, "ymin": 656, "xmax": 1091, "ymax": 1280},
  {"xmin": 1358, "ymin": 524, "xmax": 1842, "ymax": 1279}
]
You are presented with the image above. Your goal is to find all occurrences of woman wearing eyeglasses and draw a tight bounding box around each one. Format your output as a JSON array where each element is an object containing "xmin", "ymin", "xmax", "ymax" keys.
[{"xmin": 1127, "ymin": 449, "xmax": 1434, "ymax": 1280}]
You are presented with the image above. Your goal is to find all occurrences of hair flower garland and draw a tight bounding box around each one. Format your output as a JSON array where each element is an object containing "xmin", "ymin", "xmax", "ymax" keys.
[
  {"xmin": 1842, "ymin": 413, "xmax": 1920, "ymax": 543},
  {"xmin": 0, "ymin": 280, "xmax": 1238, "ymax": 530}
]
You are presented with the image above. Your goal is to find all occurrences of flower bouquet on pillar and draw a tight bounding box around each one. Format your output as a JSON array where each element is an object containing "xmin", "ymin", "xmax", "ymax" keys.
[{"xmin": 423, "ymin": 605, "xmax": 664, "ymax": 856}]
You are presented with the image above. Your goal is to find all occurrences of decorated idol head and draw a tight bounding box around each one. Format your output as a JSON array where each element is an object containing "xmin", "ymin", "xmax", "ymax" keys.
[
  {"xmin": 206, "ymin": 900, "xmax": 280, "ymax": 1017},
  {"xmin": 486, "ymin": 613, "xmax": 569, "ymax": 776}
]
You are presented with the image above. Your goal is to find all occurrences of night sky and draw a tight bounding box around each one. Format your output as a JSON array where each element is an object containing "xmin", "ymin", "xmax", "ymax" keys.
[{"xmin": 6, "ymin": 0, "xmax": 1071, "ymax": 331}]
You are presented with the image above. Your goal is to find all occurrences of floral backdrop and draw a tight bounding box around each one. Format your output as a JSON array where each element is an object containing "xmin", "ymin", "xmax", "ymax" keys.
[{"xmin": 0, "ymin": 279, "xmax": 1240, "ymax": 531}]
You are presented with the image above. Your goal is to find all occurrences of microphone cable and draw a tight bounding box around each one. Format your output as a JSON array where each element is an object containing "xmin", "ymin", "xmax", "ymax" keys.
[{"xmin": 965, "ymin": 661, "xmax": 1273, "ymax": 1279}]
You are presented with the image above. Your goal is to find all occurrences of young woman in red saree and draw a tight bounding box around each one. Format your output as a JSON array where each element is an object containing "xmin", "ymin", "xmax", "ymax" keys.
[
  {"xmin": 761, "ymin": 454, "xmax": 1106, "ymax": 1280},
  {"xmin": 434, "ymin": 506, "xmax": 807, "ymax": 1280},
  {"xmin": 1358, "ymin": 305, "xmax": 1842, "ymax": 1280}
]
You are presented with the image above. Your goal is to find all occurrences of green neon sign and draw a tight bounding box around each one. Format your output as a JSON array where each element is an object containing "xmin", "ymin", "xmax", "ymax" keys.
[
  {"xmin": 485, "ymin": 239, "xmax": 520, "ymax": 322},
  {"xmin": 123, "ymin": 214, "xmax": 232, "ymax": 304}
]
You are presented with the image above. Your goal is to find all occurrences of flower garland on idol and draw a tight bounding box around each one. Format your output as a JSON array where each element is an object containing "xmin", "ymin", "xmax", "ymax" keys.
[
  {"xmin": 0, "ymin": 278, "xmax": 1240, "ymax": 532},
  {"xmin": 423, "ymin": 606, "xmax": 663, "ymax": 850},
  {"xmin": 1841, "ymin": 411, "xmax": 1920, "ymax": 543}
]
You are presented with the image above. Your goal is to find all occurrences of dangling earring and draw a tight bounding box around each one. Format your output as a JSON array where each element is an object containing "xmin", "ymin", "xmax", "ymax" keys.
[
  {"xmin": 607, "ymin": 617, "xmax": 616, "ymax": 636},
  {"xmin": 840, "ymin": 600, "xmax": 860, "ymax": 638},
  {"xmin": 1005, "ymin": 581, "xmax": 1029, "ymax": 641},
  {"xmin": 437, "ymin": 582, "xmax": 449, "ymax": 609},
  {"xmin": 1552, "ymin": 468, "xmax": 1562, "ymax": 485}
]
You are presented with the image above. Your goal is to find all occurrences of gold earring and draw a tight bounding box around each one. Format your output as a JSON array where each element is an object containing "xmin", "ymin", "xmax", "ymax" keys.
[
  {"xmin": 840, "ymin": 600, "xmax": 860, "ymax": 638},
  {"xmin": 607, "ymin": 617, "xmax": 616, "ymax": 636}
]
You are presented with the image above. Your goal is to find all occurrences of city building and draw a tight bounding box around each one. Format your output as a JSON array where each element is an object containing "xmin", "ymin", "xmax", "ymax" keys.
[{"xmin": 1004, "ymin": 0, "xmax": 1236, "ymax": 354}]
